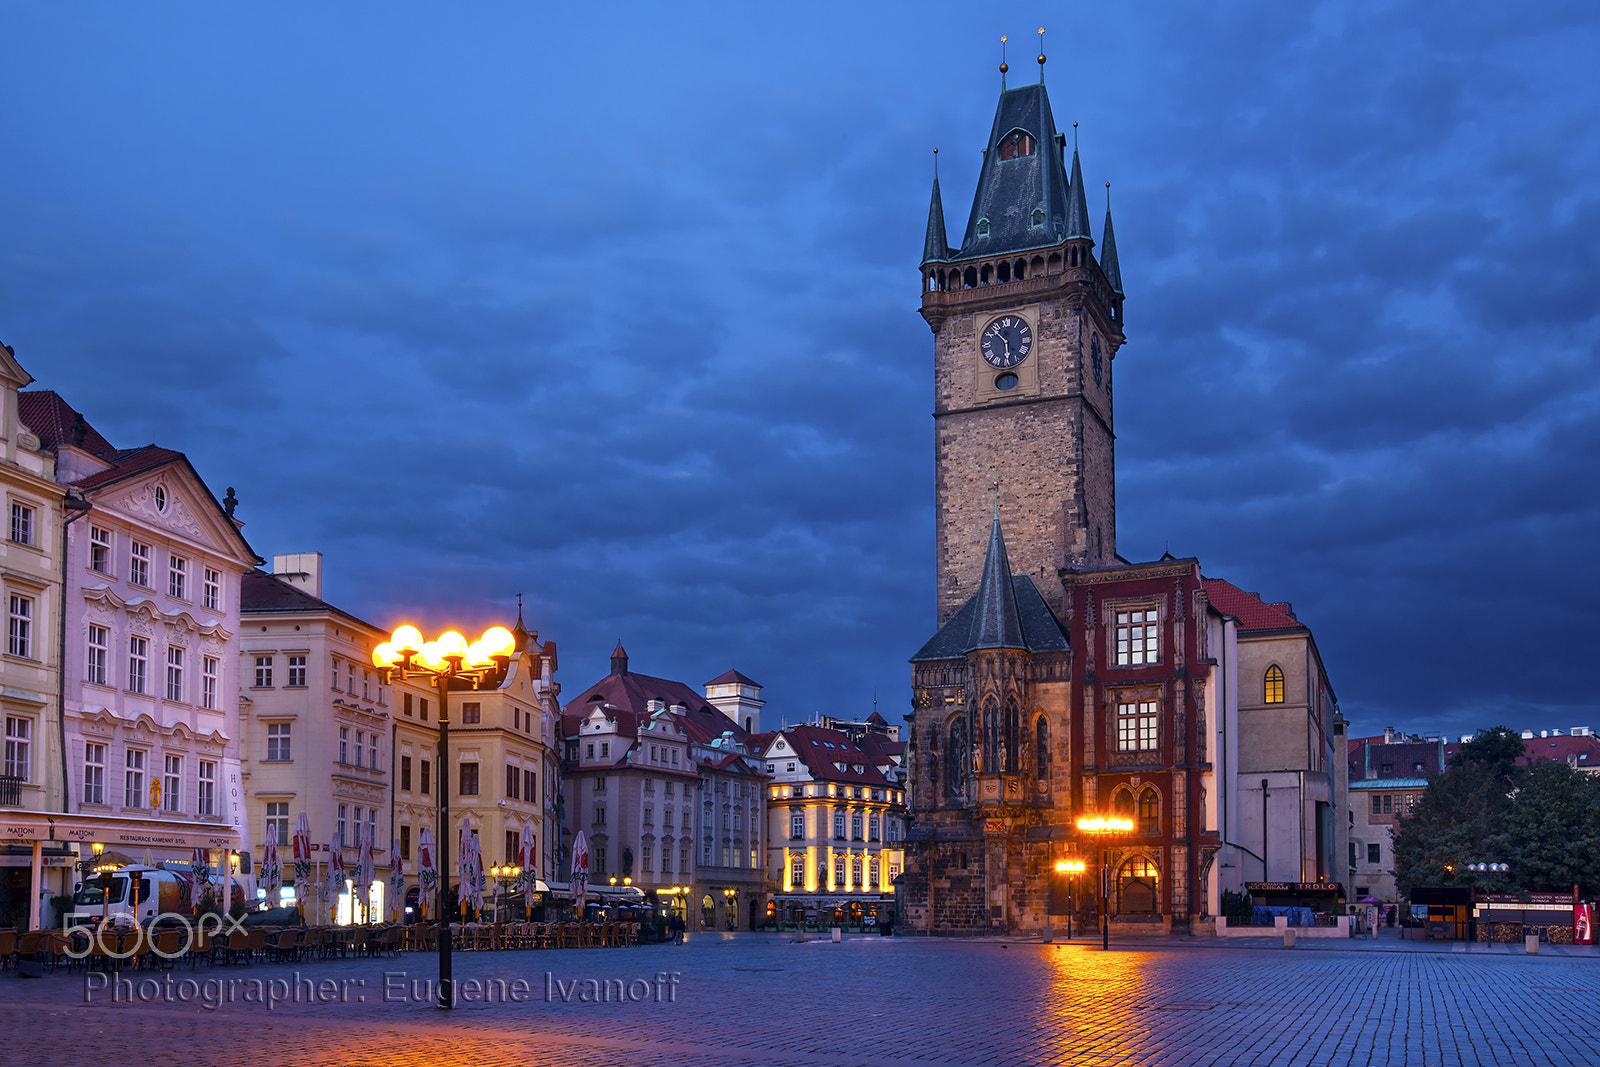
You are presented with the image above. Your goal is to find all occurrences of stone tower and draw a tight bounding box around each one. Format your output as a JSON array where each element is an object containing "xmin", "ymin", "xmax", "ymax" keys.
[{"xmin": 919, "ymin": 75, "xmax": 1124, "ymax": 624}]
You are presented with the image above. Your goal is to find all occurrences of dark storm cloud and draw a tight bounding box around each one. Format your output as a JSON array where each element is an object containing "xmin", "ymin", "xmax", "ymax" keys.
[{"xmin": 1, "ymin": 2, "xmax": 1595, "ymax": 735}]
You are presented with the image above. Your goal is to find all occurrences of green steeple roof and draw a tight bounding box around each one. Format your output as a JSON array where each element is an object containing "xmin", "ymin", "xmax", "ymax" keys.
[
  {"xmin": 1064, "ymin": 145, "xmax": 1092, "ymax": 242},
  {"xmin": 1101, "ymin": 197, "xmax": 1123, "ymax": 295},
  {"xmin": 922, "ymin": 174, "xmax": 950, "ymax": 266}
]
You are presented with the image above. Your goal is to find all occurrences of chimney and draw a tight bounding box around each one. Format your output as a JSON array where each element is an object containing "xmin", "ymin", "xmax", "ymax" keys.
[
  {"xmin": 610, "ymin": 643, "xmax": 628, "ymax": 676},
  {"xmin": 271, "ymin": 552, "xmax": 323, "ymax": 598},
  {"xmin": 1383, "ymin": 726, "xmax": 1395, "ymax": 745}
]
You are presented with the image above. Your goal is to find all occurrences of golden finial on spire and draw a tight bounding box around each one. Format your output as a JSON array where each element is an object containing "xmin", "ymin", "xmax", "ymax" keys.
[
  {"xmin": 1106, "ymin": 181, "xmax": 1112, "ymax": 211},
  {"xmin": 999, "ymin": 34, "xmax": 1009, "ymax": 84},
  {"xmin": 1073, "ymin": 120, "xmax": 1079, "ymax": 150},
  {"xmin": 1037, "ymin": 26, "xmax": 1046, "ymax": 81}
]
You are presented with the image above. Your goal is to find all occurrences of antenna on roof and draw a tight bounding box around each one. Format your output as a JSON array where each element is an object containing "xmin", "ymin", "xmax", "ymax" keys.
[
  {"xmin": 999, "ymin": 35, "xmax": 1008, "ymax": 90},
  {"xmin": 932, "ymin": 146, "xmax": 938, "ymax": 179},
  {"xmin": 992, "ymin": 480, "xmax": 1000, "ymax": 518},
  {"xmin": 1037, "ymin": 27, "xmax": 1046, "ymax": 83}
]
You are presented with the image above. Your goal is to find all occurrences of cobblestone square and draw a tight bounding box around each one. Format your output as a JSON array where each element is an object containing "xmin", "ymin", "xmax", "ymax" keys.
[{"xmin": 2, "ymin": 932, "xmax": 1597, "ymax": 1066}]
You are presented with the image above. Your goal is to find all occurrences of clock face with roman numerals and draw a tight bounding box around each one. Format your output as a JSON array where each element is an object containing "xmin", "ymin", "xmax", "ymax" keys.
[{"xmin": 980, "ymin": 316, "xmax": 1032, "ymax": 369}]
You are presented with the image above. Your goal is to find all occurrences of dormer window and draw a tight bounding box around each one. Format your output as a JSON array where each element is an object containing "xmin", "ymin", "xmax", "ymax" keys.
[
  {"xmin": 1031, "ymin": 208, "xmax": 1045, "ymax": 228},
  {"xmin": 976, "ymin": 217, "xmax": 990, "ymax": 237},
  {"xmin": 998, "ymin": 130, "xmax": 1036, "ymax": 160}
]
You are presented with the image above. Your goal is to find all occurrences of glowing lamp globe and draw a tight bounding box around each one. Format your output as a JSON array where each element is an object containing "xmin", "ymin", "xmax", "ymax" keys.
[
  {"xmin": 390, "ymin": 625, "xmax": 424, "ymax": 656},
  {"xmin": 480, "ymin": 626, "xmax": 516, "ymax": 658},
  {"xmin": 437, "ymin": 631, "xmax": 468, "ymax": 660}
]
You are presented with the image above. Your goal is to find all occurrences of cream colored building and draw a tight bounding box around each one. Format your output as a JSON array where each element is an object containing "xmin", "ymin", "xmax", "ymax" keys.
[
  {"xmin": 241, "ymin": 555, "xmax": 560, "ymax": 923},
  {"xmin": 0, "ymin": 346, "xmax": 69, "ymax": 929}
]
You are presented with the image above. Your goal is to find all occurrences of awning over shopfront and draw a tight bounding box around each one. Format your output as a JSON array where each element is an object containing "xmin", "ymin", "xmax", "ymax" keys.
[
  {"xmin": 546, "ymin": 880, "xmax": 641, "ymax": 902},
  {"xmin": 0, "ymin": 811, "xmax": 240, "ymax": 852}
]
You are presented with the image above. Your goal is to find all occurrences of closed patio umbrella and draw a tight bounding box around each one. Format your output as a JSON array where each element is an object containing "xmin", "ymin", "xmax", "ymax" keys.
[
  {"xmin": 458, "ymin": 819, "xmax": 484, "ymax": 918},
  {"xmin": 327, "ymin": 834, "xmax": 347, "ymax": 923},
  {"xmin": 261, "ymin": 833, "xmax": 282, "ymax": 905},
  {"xmin": 570, "ymin": 830, "xmax": 590, "ymax": 912},
  {"xmin": 357, "ymin": 823, "xmax": 376, "ymax": 923},
  {"xmin": 520, "ymin": 822, "xmax": 538, "ymax": 912},
  {"xmin": 389, "ymin": 838, "xmax": 406, "ymax": 922},
  {"xmin": 189, "ymin": 848, "xmax": 212, "ymax": 910},
  {"xmin": 292, "ymin": 811, "xmax": 314, "ymax": 914},
  {"xmin": 417, "ymin": 824, "xmax": 438, "ymax": 917}
]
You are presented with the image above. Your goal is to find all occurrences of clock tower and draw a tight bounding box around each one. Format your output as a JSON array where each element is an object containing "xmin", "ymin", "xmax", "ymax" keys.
[{"xmin": 920, "ymin": 74, "xmax": 1124, "ymax": 624}]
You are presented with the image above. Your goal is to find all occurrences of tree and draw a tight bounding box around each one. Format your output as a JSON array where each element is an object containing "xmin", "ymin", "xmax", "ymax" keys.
[{"xmin": 1394, "ymin": 725, "xmax": 1600, "ymax": 898}]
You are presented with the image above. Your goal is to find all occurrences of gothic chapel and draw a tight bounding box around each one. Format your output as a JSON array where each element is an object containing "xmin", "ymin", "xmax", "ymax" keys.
[{"xmin": 901, "ymin": 58, "xmax": 1346, "ymax": 936}]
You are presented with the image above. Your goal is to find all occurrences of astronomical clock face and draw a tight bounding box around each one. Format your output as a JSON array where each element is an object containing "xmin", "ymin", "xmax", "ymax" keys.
[{"xmin": 980, "ymin": 316, "xmax": 1032, "ymax": 369}]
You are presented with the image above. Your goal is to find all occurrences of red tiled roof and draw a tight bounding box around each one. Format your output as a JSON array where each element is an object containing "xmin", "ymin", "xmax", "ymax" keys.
[
  {"xmin": 69, "ymin": 445, "xmax": 188, "ymax": 492},
  {"xmin": 240, "ymin": 569, "xmax": 379, "ymax": 631},
  {"xmin": 563, "ymin": 667, "xmax": 747, "ymax": 747},
  {"xmin": 706, "ymin": 668, "xmax": 762, "ymax": 688},
  {"xmin": 1202, "ymin": 578, "xmax": 1303, "ymax": 632},
  {"xmin": 767, "ymin": 724, "xmax": 892, "ymax": 788},
  {"xmin": 18, "ymin": 390, "xmax": 118, "ymax": 459}
]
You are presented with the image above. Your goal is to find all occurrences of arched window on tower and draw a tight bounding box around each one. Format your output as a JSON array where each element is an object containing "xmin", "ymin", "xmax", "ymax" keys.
[
  {"xmin": 981, "ymin": 697, "xmax": 999, "ymax": 775},
  {"xmin": 1112, "ymin": 788, "xmax": 1135, "ymax": 818},
  {"xmin": 1035, "ymin": 716, "xmax": 1049, "ymax": 780},
  {"xmin": 1118, "ymin": 857, "xmax": 1159, "ymax": 915},
  {"xmin": 946, "ymin": 718, "xmax": 967, "ymax": 801},
  {"xmin": 1138, "ymin": 789, "xmax": 1160, "ymax": 835},
  {"xmin": 1003, "ymin": 697, "xmax": 1020, "ymax": 774},
  {"xmin": 997, "ymin": 129, "xmax": 1036, "ymax": 160},
  {"xmin": 1031, "ymin": 208, "xmax": 1045, "ymax": 228},
  {"xmin": 1264, "ymin": 665, "xmax": 1285, "ymax": 704}
]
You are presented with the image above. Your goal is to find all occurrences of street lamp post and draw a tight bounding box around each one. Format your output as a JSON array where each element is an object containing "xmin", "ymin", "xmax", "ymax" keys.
[
  {"xmin": 373, "ymin": 623, "xmax": 516, "ymax": 1010},
  {"xmin": 1076, "ymin": 816, "xmax": 1133, "ymax": 951},
  {"xmin": 1053, "ymin": 859, "xmax": 1086, "ymax": 940},
  {"xmin": 489, "ymin": 865, "xmax": 521, "ymax": 923}
]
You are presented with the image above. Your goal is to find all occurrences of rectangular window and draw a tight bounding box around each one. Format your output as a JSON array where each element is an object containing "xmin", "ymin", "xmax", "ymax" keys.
[
  {"xmin": 287, "ymin": 655, "xmax": 306, "ymax": 687},
  {"xmin": 513, "ymin": 707, "xmax": 520, "ymax": 730},
  {"xmin": 197, "ymin": 760, "xmax": 215, "ymax": 816},
  {"xmin": 1115, "ymin": 700, "xmax": 1159, "ymax": 752},
  {"xmin": 525, "ymin": 769, "xmax": 536, "ymax": 801},
  {"xmin": 506, "ymin": 830, "xmax": 518, "ymax": 865},
  {"xmin": 852, "ymin": 857, "xmax": 862, "ymax": 886},
  {"xmin": 420, "ymin": 760, "xmax": 430, "ymax": 795},
  {"xmin": 254, "ymin": 655, "xmax": 272, "ymax": 687},
  {"xmin": 7, "ymin": 594, "xmax": 33, "ymax": 658},
  {"xmin": 459, "ymin": 762, "xmax": 479, "ymax": 796},
  {"xmin": 339, "ymin": 727, "xmax": 349, "ymax": 764},
  {"xmin": 1371, "ymin": 794, "xmax": 1381, "ymax": 816},
  {"xmin": 833, "ymin": 855, "xmax": 845, "ymax": 887},
  {"xmin": 869, "ymin": 815, "xmax": 880, "ymax": 841},
  {"xmin": 168, "ymin": 554, "xmax": 187, "ymax": 599},
  {"xmin": 165, "ymin": 646, "xmax": 185, "ymax": 701},
  {"xmin": 420, "ymin": 697, "xmax": 428, "ymax": 721},
  {"xmin": 791, "ymin": 812, "xmax": 805, "ymax": 839},
  {"xmin": 163, "ymin": 754, "xmax": 182, "ymax": 812},
  {"xmin": 851, "ymin": 813, "xmax": 863, "ymax": 839},
  {"xmin": 124, "ymin": 748, "xmax": 146, "ymax": 808},
  {"xmin": 87, "ymin": 625, "xmax": 109, "ymax": 685},
  {"xmin": 643, "ymin": 805, "xmax": 653, "ymax": 826},
  {"xmin": 791, "ymin": 856, "xmax": 804, "ymax": 888},
  {"xmin": 128, "ymin": 635, "xmax": 148, "ymax": 694},
  {"xmin": 506, "ymin": 764, "xmax": 519, "ymax": 800},
  {"xmin": 833, "ymin": 812, "xmax": 846, "ymax": 839},
  {"xmin": 644, "ymin": 777, "xmax": 654, "ymax": 794},
  {"xmin": 201, "ymin": 655, "xmax": 218, "ymax": 709},
  {"xmin": 594, "ymin": 776, "xmax": 606, "ymax": 792},
  {"xmin": 337, "ymin": 805, "xmax": 348, "ymax": 848},
  {"xmin": 347, "ymin": 663, "xmax": 355, "ymax": 693},
  {"xmin": 10, "ymin": 502, "xmax": 34, "ymax": 545},
  {"xmin": 266, "ymin": 722, "xmax": 291, "ymax": 761},
  {"xmin": 593, "ymin": 806, "xmax": 606, "ymax": 825},
  {"xmin": 461, "ymin": 702, "xmax": 481, "ymax": 724},
  {"xmin": 586, "ymin": 742, "xmax": 594, "ymax": 760},
  {"xmin": 129, "ymin": 541, "xmax": 150, "ymax": 587},
  {"xmin": 1367, "ymin": 843, "xmax": 1381, "ymax": 864},
  {"xmin": 1383, "ymin": 795, "xmax": 1393, "ymax": 814},
  {"xmin": 265, "ymin": 801, "xmax": 289, "ymax": 846},
  {"xmin": 84, "ymin": 742, "xmax": 106, "ymax": 804},
  {"xmin": 599, "ymin": 742, "xmax": 608, "ymax": 758},
  {"xmin": 203, "ymin": 567, "xmax": 221, "ymax": 610},
  {"xmin": 400, "ymin": 756, "xmax": 412, "ymax": 792},
  {"xmin": 595, "ymin": 847, "xmax": 607, "ymax": 876},
  {"xmin": 362, "ymin": 670, "xmax": 371, "ymax": 700},
  {"xmin": 90, "ymin": 526, "xmax": 112, "ymax": 573},
  {"xmin": 868, "ymin": 858, "xmax": 878, "ymax": 889},
  {"xmin": 1114, "ymin": 608, "xmax": 1159, "ymax": 665},
  {"xmin": 403, "ymin": 692, "xmax": 413, "ymax": 717},
  {"xmin": 369, "ymin": 733, "xmax": 377, "ymax": 768},
  {"xmin": 354, "ymin": 730, "xmax": 365, "ymax": 768},
  {"xmin": 330, "ymin": 657, "xmax": 340, "ymax": 688},
  {"xmin": 399, "ymin": 825, "xmax": 411, "ymax": 860},
  {"xmin": 722, "ymin": 846, "xmax": 731, "ymax": 867},
  {"xmin": 642, "ymin": 844, "xmax": 653, "ymax": 872},
  {"xmin": 4, "ymin": 716, "xmax": 31, "ymax": 780}
]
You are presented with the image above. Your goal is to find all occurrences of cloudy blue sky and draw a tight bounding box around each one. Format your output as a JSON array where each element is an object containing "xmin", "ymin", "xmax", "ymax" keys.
[{"xmin": 3, "ymin": 2, "xmax": 1596, "ymax": 740}]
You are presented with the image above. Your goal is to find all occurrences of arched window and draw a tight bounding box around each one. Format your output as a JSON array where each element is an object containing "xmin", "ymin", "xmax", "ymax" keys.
[
  {"xmin": 1264, "ymin": 665, "xmax": 1285, "ymax": 704},
  {"xmin": 1031, "ymin": 208, "xmax": 1044, "ymax": 228},
  {"xmin": 981, "ymin": 696, "xmax": 999, "ymax": 774},
  {"xmin": 1138, "ymin": 789, "xmax": 1159, "ymax": 834},
  {"xmin": 1118, "ymin": 857, "xmax": 1159, "ymax": 915},
  {"xmin": 1003, "ymin": 697, "xmax": 1020, "ymax": 774},
  {"xmin": 976, "ymin": 217, "xmax": 990, "ymax": 237},
  {"xmin": 1035, "ymin": 716, "xmax": 1049, "ymax": 780},
  {"xmin": 997, "ymin": 129, "xmax": 1036, "ymax": 160},
  {"xmin": 1112, "ymin": 788, "xmax": 1135, "ymax": 817},
  {"xmin": 946, "ymin": 718, "xmax": 966, "ymax": 800}
]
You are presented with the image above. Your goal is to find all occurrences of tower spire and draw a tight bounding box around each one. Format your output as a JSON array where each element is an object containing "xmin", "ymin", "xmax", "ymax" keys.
[
  {"xmin": 1064, "ymin": 123, "xmax": 1092, "ymax": 242},
  {"xmin": 1101, "ymin": 182, "xmax": 1123, "ymax": 295},
  {"xmin": 1037, "ymin": 27, "xmax": 1046, "ymax": 84},
  {"xmin": 964, "ymin": 508, "xmax": 1026, "ymax": 652},
  {"xmin": 922, "ymin": 149, "xmax": 950, "ymax": 266},
  {"xmin": 999, "ymin": 35, "xmax": 1008, "ymax": 91}
]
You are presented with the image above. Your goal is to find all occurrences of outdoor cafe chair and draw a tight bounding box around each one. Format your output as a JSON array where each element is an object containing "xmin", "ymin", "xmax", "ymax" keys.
[
  {"xmin": 247, "ymin": 928, "xmax": 267, "ymax": 962},
  {"xmin": 153, "ymin": 930, "xmax": 184, "ymax": 971},
  {"xmin": 273, "ymin": 929, "xmax": 300, "ymax": 963},
  {"xmin": 0, "ymin": 928, "xmax": 16, "ymax": 971},
  {"xmin": 226, "ymin": 929, "xmax": 251, "ymax": 965}
]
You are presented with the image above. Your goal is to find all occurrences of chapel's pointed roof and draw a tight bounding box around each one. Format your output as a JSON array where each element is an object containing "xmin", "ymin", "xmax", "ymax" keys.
[
  {"xmin": 964, "ymin": 512, "xmax": 1027, "ymax": 652},
  {"xmin": 1064, "ymin": 145, "xmax": 1093, "ymax": 242},
  {"xmin": 1100, "ymin": 198, "xmax": 1124, "ymax": 295}
]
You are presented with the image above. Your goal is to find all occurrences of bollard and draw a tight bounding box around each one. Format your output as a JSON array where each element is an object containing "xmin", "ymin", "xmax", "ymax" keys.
[
  {"xmin": 831, "ymin": 927, "xmax": 841, "ymax": 943},
  {"xmin": 1283, "ymin": 928, "xmax": 1296, "ymax": 949},
  {"xmin": 1525, "ymin": 934, "xmax": 1539, "ymax": 955}
]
